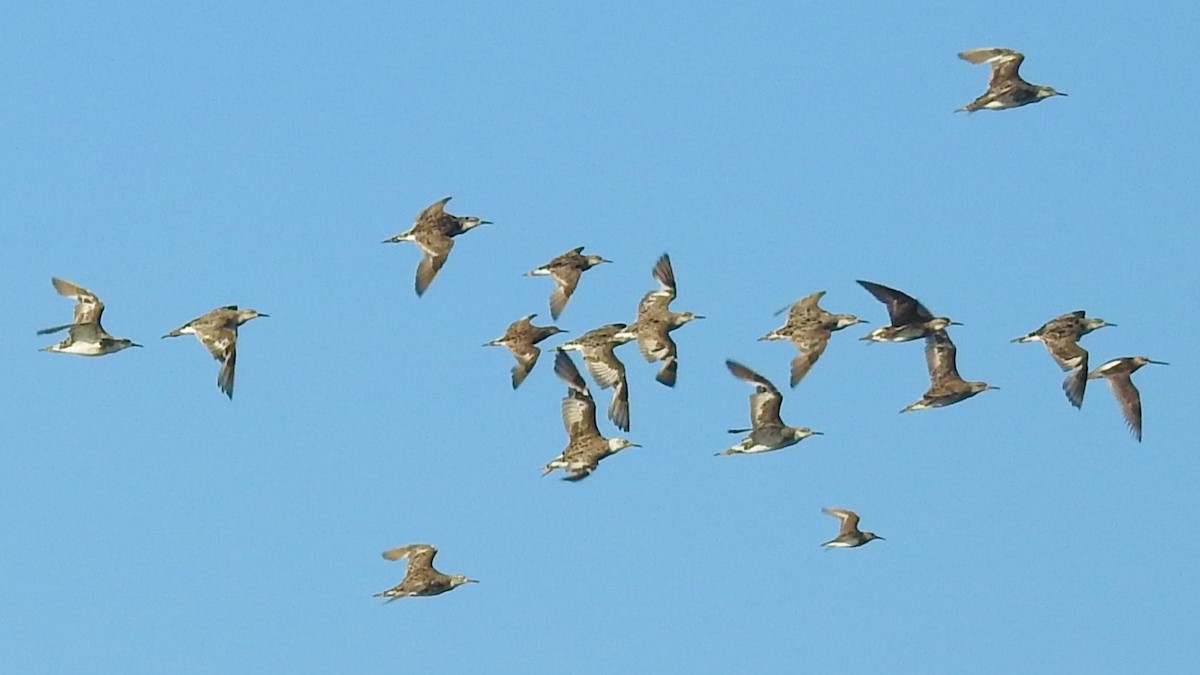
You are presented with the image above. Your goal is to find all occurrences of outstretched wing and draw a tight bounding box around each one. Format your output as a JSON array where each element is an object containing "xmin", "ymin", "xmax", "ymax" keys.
[
  {"xmin": 959, "ymin": 47, "xmax": 1026, "ymax": 88},
  {"xmin": 1042, "ymin": 335, "xmax": 1087, "ymax": 372},
  {"xmin": 561, "ymin": 391, "xmax": 601, "ymax": 440},
  {"xmin": 823, "ymin": 507, "xmax": 861, "ymax": 536},
  {"xmin": 51, "ymin": 277, "xmax": 105, "ymax": 326},
  {"xmin": 925, "ymin": 330, "xmax": 961, "ymax": 384},
  {"xmin": 788, "ymin": 328, "xmax": 831, "ymax": 387},
  {"xmin": 785, "ymin": 290, "xmax": 826, "ymax": 323},
  {"xmin": 1106, "ymin": 373, "xmax": 1143, "ymax": 441},
  {"xmin": 856, "ymin": 280, "xmax": 931, "ymax": 326},
  {"xmin": 414, "ymin": 230, "xmax": 455, "ymax": 296},
  {"xmin": 549, "ymin": 267, "xmax": 582, "ymax": 320},
  {"xmin": 382, "ymin": 543, "xmax": 438, "ymax": 570}
]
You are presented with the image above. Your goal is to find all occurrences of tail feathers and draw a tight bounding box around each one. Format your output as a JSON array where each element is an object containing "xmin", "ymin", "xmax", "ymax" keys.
[{"xmin": 217, "ymin": 350, "xmax": 237, "ymax": 399}]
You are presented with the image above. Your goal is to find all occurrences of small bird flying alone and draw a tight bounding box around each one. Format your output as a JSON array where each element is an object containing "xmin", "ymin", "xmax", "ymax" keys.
[
  {"xmin": 822, "ymin": 508, "xmax": 883, "ymax": 548},
  {"xmin": 374, "ymin": 544, "xmax": 477, "ymax": 601},
  {"xmin": 382, "ymin": 197, "xmax": 491, "ymax": 296},
  {"xmin": 957, "ymin": 47, "xmax": 1066, "ymax": 112},
  {"xmin": 162, "ymin": 306, "xmax": 269, "ymax": 399},
  {"xmin": 38, "ymin": 277, "xmax": 141, "ymax": 356},
  {"xmin": 1087, "ymin": 356, "xmax": 1168, "ymax": 442}
]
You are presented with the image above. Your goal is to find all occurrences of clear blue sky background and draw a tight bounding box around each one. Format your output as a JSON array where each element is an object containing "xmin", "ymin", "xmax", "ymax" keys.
[{"xmin": 3, "ymin": 3, "xmax": 1198, "ymax": 673}]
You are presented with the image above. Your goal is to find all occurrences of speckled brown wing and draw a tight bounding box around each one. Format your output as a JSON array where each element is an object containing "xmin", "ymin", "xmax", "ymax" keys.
[
  {"xmin": 925, "ymin": 330, "xmax": 962, "ymax": 385},
  {"xmin": 413, "ymin": 230, "xmax": 454, "ymax": 296},
  {"xmin": 788, "ymin": 327, "xmax": 831, "ymax": 387}
]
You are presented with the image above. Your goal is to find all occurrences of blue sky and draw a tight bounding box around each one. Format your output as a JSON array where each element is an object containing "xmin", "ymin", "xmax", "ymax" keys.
[{"xmin": 3, "ymin": 2, "xmax": 1198, "ymax": 673}]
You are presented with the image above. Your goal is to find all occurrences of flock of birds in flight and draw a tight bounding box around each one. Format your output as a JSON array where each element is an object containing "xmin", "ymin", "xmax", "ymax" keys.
[{"xmin": 36, "ymin": 48, "xmax": 1167, "ymax": 600}]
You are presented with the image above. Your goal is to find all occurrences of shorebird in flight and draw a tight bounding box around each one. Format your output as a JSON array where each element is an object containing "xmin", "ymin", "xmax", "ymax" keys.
[
  {"xmin": 1087, "ymin": 356, "xmax": 1168, "ymax": 442},
  {"xmin": 542, "ymin": 350, "xmax": 640, "ymax": 481},
  {"xmin": 616, "ymin": 253, "xmax": 703, "ymax": 387},
  {"xmin": 1013, "ymin": 311, "xmax": 1114, "ymax": 408},
  {"xmin": 957, "ymin": 47, "xmax": 1066, "ymax": 112},
  {"xmin": 162, "ymin": 306, "xmax": 268, "ymax": 399},
  {"xmin": 483, "ymin": 314, "xmax": 566, "ymax": 389},
  {"xmin": 382, "ymin": 197, "xmax": 490, "ymax": 296},
  {"xmin": 525, "ymin": 247, "xmax": 611, "ymax": 319},
  {"xmin": 760, "ymin": 290, "xmax": 866, "ymax": 387},
  {"xmin": 901, "ymin": 330, "xmax": 997, "ymax": 413},
  {"xmin": 822, "ymin": 508, "xmax": 883, "ymax": 548},
  {"xmin": 718, "ymin": 360, "xmax": 821, "ymax": 456},
  {"xmin": 38, "ymin": 278, "xmax": 141, "ymax": 357},
  {"xmin": 558, "ymin": 323, "xmax": 634, "ymax": 431},
  {"xmin": 857, "ymin": 280, "xmax": 959, "ymax": 343},
  {"xmin": 374, "ymin": 544, "xmax": 476, "ymax": 601}
]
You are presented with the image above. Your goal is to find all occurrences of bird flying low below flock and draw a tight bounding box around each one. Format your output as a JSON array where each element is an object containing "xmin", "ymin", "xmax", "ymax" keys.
[
  {"xmin": 822, "ymin": 508, "xmax": 883, "ymax": 549},
  {"xmin": 374, "ymin": 544, "xmax": 477, "ymax": 601},
  {"xmin": 615, "ymin": 253, "xmax": 704, "ymax": 387}
]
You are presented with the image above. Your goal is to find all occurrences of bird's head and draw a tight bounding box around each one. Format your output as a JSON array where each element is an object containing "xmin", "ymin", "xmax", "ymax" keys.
[
  {"xmin": 1037, "ymin": 86, "xmax": 1067, "ymax": 100},
  {"xmin": 793, "ymin": 427, "xmax": 823, "ymax": 441},
  {"xmin": 929, "ymin": 317, "xmax": 963, "ymax": 330},
  {"xmin": 238, "ymin": 308, "xmax": 269, "ymax": 324},
  {"xmin": 832, "ymin": 314, "xmax": 866, "ymax": 330},
  {"xmin": 608, "ymin": 438, "xmax": 641, "ymax": 452}
]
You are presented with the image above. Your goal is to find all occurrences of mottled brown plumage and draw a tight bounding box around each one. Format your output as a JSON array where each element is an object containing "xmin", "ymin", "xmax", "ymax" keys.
[
  {"xmin": 957, "ymin": 48, "xmax": 1065, "ymax": 112},
  {"xmin": 382, "ymin": 197, "xmax": 490, "ymax": 296},
  {"xmin": 483, "ymin": 314, "xmax": 565, "ymax": 389},
  {"xmin": 163, "ymin": 306, "xmax": 268, "ymax": 398},
  {"xmin": 1013, "ymin": 311, "xmax": 1114, "ymax": 408},
  {"xmin": 760, "ymin": 291, "xmax": 865, "ymax": 386},
  {"xmin": 615, "ymin": 254, "xmax": 703, "ymax": 387},
  {"xmin": 526, "ymin": 247, "xmax": 611, "ymax": 319},
  {"xmin": 374, "ymin": 544, "xmax": 476, "ymax": 601},
  {"xmin": 558, "ymin": 323, "xmax": 634, "ymax": 431},
  {"xmin": 900, "ymin": 330, "xmax": 996, "ymax": 413},
  {"xmin": 542, "ymin": 351, "xmax": 640, "ymax": 481},
  {"xmin": 718, "ymin": 360, "xmax": 821, "ymax": 456}
]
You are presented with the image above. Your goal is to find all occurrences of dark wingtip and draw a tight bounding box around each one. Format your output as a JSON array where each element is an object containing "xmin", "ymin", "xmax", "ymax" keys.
[{"xmin": 1063, "ymin": 367, "xmax": 1086, "ymax": 409}]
